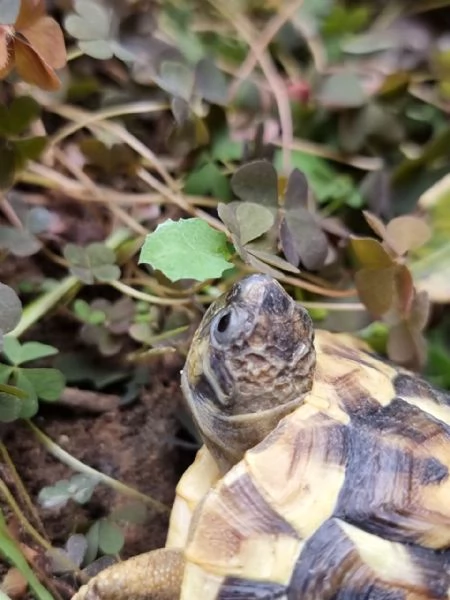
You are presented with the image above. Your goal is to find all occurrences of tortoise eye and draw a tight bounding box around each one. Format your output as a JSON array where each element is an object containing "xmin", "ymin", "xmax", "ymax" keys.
[
  {"xmin": 216, "ymin": 312, "xmax": 231, "ymax": 333},
  {"xmin": 212, "ymin": 309, "xmax": 242, "ymax": 344}
]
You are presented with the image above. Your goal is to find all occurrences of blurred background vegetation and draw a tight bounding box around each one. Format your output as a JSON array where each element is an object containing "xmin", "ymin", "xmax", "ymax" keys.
[{"xmin": 1, "ymin": 0, "xmax": 450, "ymax": 598}]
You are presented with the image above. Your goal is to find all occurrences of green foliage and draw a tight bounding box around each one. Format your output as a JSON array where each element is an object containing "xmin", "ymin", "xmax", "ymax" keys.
[
  {"xmin": 3, "ymin": 2, "xmax": 450, "ymax": 594},
  {"xmin": 38, "ymin": 474, "xmax": 99, "ymax": 509},
  {"xmin": 64, "ymin": 0, "xmax": 131, "ymax": 60},
  {"xmin": 350, "ymin": 211, "xmax": 432, "ymax": 368},
  {"xmin": 64, "ymin": 243, "xmax": 121, "ymax": 284},
  {"xmin": 0, "ymin": 97, "xmax": 47, "ymax": 189},
  {"xmin": 316, "ymin": 72, "xmax": 367, "ymax": 109},
  {"xmin": 0, "ymin": 338, "xmax": 65, "ymax": 420},
  {"xmin": 0, "ymin": 283, "xmax": 21, "ymax": 349},
  {"xmin": 0, "ymin": 198, "xmax": 51, "ymax": 257},
  {"xmin": 0, "ymin": 509, "xmax": 54, "ymax": 600},
  {"xmin": 139, "ymin": 218, "xmax": 234, "ymax": 282}
]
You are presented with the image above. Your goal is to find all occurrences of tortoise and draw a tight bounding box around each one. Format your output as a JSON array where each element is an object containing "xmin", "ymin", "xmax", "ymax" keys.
[{"xmin": 72, "ymin": 273, "xmax": 450, "ymax": 600}]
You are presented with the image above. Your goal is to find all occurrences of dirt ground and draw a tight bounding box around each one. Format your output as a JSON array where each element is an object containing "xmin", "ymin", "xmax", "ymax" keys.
[{"xmin": 1, "ymin": 351, "xmax": 197, "ymax": 598}]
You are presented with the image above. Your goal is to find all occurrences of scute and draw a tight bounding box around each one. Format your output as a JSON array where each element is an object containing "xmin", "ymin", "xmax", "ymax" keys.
[{"xmin": 181, "ymin": 328, "xmax": 450, "ymax": 599}]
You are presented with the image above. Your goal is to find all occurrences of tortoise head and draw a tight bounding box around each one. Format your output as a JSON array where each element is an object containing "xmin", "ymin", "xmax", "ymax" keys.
[{"xmin": 181, "ymin": 274, "xmax": 316, "ymax": 473}]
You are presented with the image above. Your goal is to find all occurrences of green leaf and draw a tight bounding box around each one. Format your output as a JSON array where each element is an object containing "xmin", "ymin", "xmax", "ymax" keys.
[
  {"xmin": 22, "ymin": 368, "xmax": 65, "ymax": 401},
  {"xmin": 55, "ymin": 352, "xmax": 128, "ymax": 389},
  {"xmin": 195, "ymin": 58, "xmax": 228, "ymax": 105},
  {"xmin": 218, "ymin": 201, "xmax": 274, "ymax": 246},
  {"xmin": 317, "ymin": 72, "xmax": 367, "ymax": 108},
  {"xmin": 0, "ymin": 513, "xmax": 54, "ymax": 600},
  {"xmin": 0, "ymin": 97, "xmax": 41, "ymax": 136},
  {"xmin": 2, "ymin": 336, "xmax": 22, "ymax": 365},
  {"xmin": 0, "ymin": 0, "xmax": 20, "ymax": 25},
  {"xmin": 15, "ymin": 370, "xmax": 38, "ymax": 418},
  {"xmin": 0, "ymin": 364, "xmax": 13, "ymax": 384},
  {"xmin": 98, "ymin": 519, "xmax": 124, "ymax": 555},
  {"xmin": 64, "ymin": 243, "xmax": 120, "ymax": 284},
  {"xmin": 281, "ymin": 208, "xmax": 328, "ymax": 270},
  {"xmin": 0, "ymin": 142, "xmax": 16, "ymax": 189},
  {"xmin": 110, "ymin": 501, "xmax": 147, "ymax": 525},
  {"xmin": 64, "ymin": 0, "xmax": 128, "ymax": 60},
  {"xmin": 0, "ymin": 283, "xmax": 21, "ymax": 348},
  {"xmin": 184, "ymin": 161, "xmax": 231, "ymax": 202},
  {"xmin": 231, "ymin": 160, "xmax": 278, "ymax": 207},
  {"xmin": 0, "ymin": 226, "xmax": 42, "ymax": 256},
  {"xmin": 0, "ymin": 391, "xmax": 21, "ymax": 422},
  {"xmin": 85, "ymin": 521, "xmax": 100, "ymax": 564},
  {"xmin": 13, "ymin": 137, "xmax": 47, "ymax": 169},
  {"xmin": 275, "ymin": 150, "xmax": 363, "ymax": 208},
  {"xmin": 38, "ymin": 474, "xmax": 98, "ymax": 509},
  {"xmin": 2, "ymin": 338, "xmax": 58, "ymax": 365},
  {"xmin": 157, "ymin": 61, "xmax": 195, "ymax": 101},
  {"xmin": 64, "ymin": 0, "xmax": 113, "ymax": 41},
  {"xmin": 139, "ymin": 218, "xmax": 233, "ymax": 282}
]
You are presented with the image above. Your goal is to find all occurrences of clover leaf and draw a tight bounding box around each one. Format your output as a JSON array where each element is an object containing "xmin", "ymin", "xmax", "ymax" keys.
[
  {"xmin": 0, "ymin": 337, "xmax": 65, "ymax": 420},
  {"xmin": 64, "ymin": 242, "xmax": 121, "ymax": 284}
]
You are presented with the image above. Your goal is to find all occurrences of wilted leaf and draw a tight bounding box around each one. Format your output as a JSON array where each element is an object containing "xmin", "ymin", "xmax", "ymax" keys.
[
  {"xmin": 384, "ymin": 215, "xmax": 431, "ymax": 256},
  {"xmin": 354, "ymin": 266, "xmax": 396, "ymax": 316},
  {"xmin": 14, "ymin": 37, "xmax": 62, "ymax": 91},
  {"xmin": 139, "ymin": 218, "xmax": 233, "ymax": 282},
  {"xmin": 350, "ymin": 237, "xmax": 394, "ymax": 269},
  {"xmin": 231, "ymin": 160, "xmax": 278, "ymax": 207},
  {"xmin": 316, "ymin": 72, "xmax": 367, "ymax": 108},
  {"xmin": 387, "ymin": 322, "xmax": 427, "ymax": 369},
  {"xmin": 21, "ymin": 14, "xmax": 66, "ymax": 69}
]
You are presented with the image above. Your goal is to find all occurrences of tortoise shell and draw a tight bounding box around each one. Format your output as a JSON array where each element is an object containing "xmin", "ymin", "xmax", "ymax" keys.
[{"xmin": 74, "ymin": 274, "xmax": 450, "ymax": 600}]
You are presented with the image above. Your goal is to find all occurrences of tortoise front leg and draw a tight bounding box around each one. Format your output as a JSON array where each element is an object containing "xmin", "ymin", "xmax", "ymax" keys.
[{"xmin": 71, "ymin": 548, "xmax": 184, "ymax": 600}]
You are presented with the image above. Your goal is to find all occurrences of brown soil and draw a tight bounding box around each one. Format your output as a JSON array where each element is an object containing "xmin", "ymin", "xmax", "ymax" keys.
[{"xmin": 1, "ymin": 356, "xmax": 196, "ymax": 599}]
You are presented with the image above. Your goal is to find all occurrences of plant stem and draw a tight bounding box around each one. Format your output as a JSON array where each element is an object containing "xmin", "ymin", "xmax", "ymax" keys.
[
  {"xmin": 0, "ymin": 443, "xmax": 48, "ymax": 541},
  {"xmin": 25, "ymin": 421, "xmax": 170, "ymax": 514},
  {"xmin": 110, "ymin": 280, "xmax": 190, "ymax": 306},
  {"xmin": 0, "ymin": 479, "xmax": 51, "ymax": 551}
]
